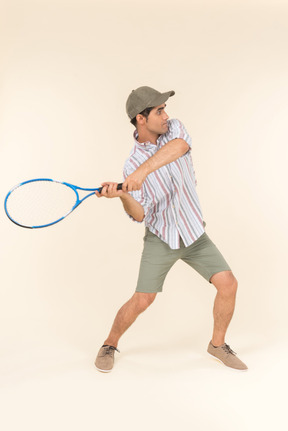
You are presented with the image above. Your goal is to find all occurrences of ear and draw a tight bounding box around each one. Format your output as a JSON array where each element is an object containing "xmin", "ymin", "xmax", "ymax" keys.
[{"xmin": 136, "ymin": 114, "xmax": 146, "ymax": 125}]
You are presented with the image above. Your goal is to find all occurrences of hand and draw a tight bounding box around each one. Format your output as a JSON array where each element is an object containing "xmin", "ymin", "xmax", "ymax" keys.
[
  {"xmin": 122, "ymin": 168, "xmax": 147, "ymax": 192},
  {"xmin": 95, "ymin": 182, "xmax": 124, "ymax": 199}
]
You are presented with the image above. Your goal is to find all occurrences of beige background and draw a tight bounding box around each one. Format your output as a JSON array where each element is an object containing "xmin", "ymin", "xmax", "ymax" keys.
[{"xmin": 1, "ymin": 0, "xmax": 288, "ymax": 430}]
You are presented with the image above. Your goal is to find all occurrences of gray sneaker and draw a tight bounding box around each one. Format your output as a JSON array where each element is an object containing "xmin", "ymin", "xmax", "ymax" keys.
[
  {"xmin": 207, "ymin": 341, "xmax": 248, "ymax": 371},
  {"xmin": 95, "ymin": 345, "xmax": 120, "ymax": 373}
]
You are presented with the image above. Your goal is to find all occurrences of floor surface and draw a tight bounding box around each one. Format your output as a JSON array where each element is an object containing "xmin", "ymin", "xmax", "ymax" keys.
[{"xmin": 0, "ymin": 325, "xmax": 286, "ymax": 431}]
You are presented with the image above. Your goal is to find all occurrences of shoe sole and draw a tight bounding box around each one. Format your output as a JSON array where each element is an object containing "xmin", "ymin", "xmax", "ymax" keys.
[
  {"xmin": 207, "ymin": 352, "xmax": 248, "ymax": 371},
  {"xmin": 95, "ymin": 365, "xmax": 113, "ymax": 373}
]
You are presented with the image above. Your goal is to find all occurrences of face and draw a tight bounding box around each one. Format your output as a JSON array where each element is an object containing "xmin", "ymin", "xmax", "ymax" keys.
[{"xmin": 138, "ymin": 103, "xmax": 169, "ymax": 135}]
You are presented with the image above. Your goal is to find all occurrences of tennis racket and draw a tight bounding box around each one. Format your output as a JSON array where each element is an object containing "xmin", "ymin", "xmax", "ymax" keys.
[{"xmin": 4, "ymin": 178, "xmax": 123, "ymax": 229}]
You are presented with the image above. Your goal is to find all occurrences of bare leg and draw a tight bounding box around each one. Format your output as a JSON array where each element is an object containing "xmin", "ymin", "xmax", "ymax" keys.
[
  {"xmin": 104, "ymin": 292, "xmax": 157, "ymax": 348},
  {"xmin": 209, "ymin": 271, "xmax": 238, "ymax": 346}
]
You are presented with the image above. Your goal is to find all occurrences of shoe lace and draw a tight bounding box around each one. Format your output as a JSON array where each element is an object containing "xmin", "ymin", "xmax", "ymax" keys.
[
  {"xmin": 103, "ymin": 345, "xmax": 120, "ymax": 356},
  {"xmin": 222, "ymin": 344, "xmax": 236, "ymax": 355}
]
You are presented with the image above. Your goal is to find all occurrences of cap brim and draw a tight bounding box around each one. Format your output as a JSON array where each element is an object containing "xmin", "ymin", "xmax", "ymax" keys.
[{"xmin": 147, "ymin": 90, "xmax": 175, "ymax": 109}]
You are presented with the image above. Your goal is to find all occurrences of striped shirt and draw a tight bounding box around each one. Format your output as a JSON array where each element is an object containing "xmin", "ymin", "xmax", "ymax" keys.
[{"xmin": 123, "ymin": 118, "xmax": 205, "ymax": 250}]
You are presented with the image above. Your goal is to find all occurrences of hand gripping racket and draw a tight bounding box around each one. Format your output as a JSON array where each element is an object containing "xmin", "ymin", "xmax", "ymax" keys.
[{"xmin": 4, "ymin": 178, "xmax": 123, "ymax": 229}]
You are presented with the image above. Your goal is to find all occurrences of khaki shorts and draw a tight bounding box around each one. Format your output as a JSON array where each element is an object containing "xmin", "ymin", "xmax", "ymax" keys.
[{"xmin": 136, "ymin": 228, "xmax": 231, "ymax": 293}]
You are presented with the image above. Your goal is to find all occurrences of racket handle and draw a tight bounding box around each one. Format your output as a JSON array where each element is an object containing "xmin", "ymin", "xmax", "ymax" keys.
[{"xmin": 98, "ymin": 183, "xmax": 123, "ymax": 193}]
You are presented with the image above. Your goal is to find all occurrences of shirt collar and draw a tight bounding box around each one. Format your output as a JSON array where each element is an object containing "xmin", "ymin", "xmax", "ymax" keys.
[{"xmin": 133, "ymin": 129, "xmax": 161, "ymax": 148}]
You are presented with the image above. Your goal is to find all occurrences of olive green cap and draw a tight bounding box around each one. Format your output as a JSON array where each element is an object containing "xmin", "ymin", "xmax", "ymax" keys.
[{"xmin": 126, "ymin": 86, "xmax": 175, "ymax": 120}]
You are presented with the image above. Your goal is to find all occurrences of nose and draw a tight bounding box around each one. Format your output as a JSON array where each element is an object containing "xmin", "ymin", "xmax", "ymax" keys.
[{"xmin": 163, "ymin": 111, "xmax": 169, "ymax": 120}]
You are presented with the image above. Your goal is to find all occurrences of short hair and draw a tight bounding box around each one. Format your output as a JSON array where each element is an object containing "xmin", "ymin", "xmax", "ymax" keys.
[{"xmin": 130, "ymin": 106, "xmax": 154, "ymax": 127}]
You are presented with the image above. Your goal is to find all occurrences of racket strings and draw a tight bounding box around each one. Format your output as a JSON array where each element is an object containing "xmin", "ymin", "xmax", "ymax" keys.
[{"xmin": 6, "ymin": 181, "xmax": 78, "ymax": 227}]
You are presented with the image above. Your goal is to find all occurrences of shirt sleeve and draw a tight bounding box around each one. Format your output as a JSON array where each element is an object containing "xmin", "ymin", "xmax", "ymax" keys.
[
  {"xmin": 162, "ymin": 118, "xmax": 198, "ymax": 185},
  {"xmin": 161, "ymin": 118, "xmax": 192, "ymax": 149},
  {"xmin": 122, "ymin": 166, "xmax": 153, "ymax": 223}
]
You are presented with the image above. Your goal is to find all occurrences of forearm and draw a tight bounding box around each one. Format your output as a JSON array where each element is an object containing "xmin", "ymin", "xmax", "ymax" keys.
[
  {"xmin": 123, "ymin": 138, "xmax": 189, "ymax": 192},
  {"xmin": 140, "ymin": 138, "xmax": 189, "ymax": 176},
  {"xmin": 120, "ymin": 193, "xmax": 145, "ymax": 222}
]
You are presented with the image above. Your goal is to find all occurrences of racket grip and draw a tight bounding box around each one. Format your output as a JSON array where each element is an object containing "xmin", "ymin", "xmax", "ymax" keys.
[{"xmin": 97, "ymin": 183, "xmax": 123, "ymax": 193}]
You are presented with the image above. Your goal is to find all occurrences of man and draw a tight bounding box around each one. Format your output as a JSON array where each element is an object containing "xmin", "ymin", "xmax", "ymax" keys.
[{"xmin": 95, "ymin": 86, "xmax": 247, "ymax": 372}]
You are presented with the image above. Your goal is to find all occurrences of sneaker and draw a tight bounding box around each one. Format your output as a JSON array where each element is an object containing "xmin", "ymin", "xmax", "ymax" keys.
[
  {"xmin": 95, "ymin": 345, "xmax": 120, "ymax": 373},
  {"xmin": 207, "ymin": 341, "xmax": 248, "ymax": 371}
]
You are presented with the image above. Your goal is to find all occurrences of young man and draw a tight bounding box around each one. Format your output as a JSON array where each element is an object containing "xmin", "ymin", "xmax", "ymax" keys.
[{"xmin": 95, "ymin": 86, "xmax": 247, "ymax": 372}]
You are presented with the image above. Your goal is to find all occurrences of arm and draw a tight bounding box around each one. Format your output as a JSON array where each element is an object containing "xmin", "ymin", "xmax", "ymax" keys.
[
  {"xmin": 95, "ymin": 182, "xmax": 144, "ymax": 222},
  {"xmin": 120, "ymin": 193, "xmax": 144, "ymax": 222},
  {"xmin": 122, "ymin": 138, "xmax": 189, "ymax": 192}
]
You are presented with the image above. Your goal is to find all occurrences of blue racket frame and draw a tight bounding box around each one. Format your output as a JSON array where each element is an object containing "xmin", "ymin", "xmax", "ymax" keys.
[{"xmin": 4, "ymin": 178, "xmax": 123, "ymax": 229}]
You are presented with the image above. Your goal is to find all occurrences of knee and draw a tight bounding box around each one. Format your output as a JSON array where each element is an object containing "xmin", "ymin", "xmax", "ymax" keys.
[
  {"xmin": 133, "ymin": 292, "xmax": 157, "ymax": 313},
  {"xmin": 229, "ymin": 276, "xmax": 238, "ymax": 295},
  {"xmin": 213, "ymin": 271, "xmax": 238, "ymax": 296}
]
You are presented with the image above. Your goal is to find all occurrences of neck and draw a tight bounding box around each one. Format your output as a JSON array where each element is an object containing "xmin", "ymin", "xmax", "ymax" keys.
[{"xmin": 136, "ymin": 129, "xmax": 159, "ymax": 145}]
